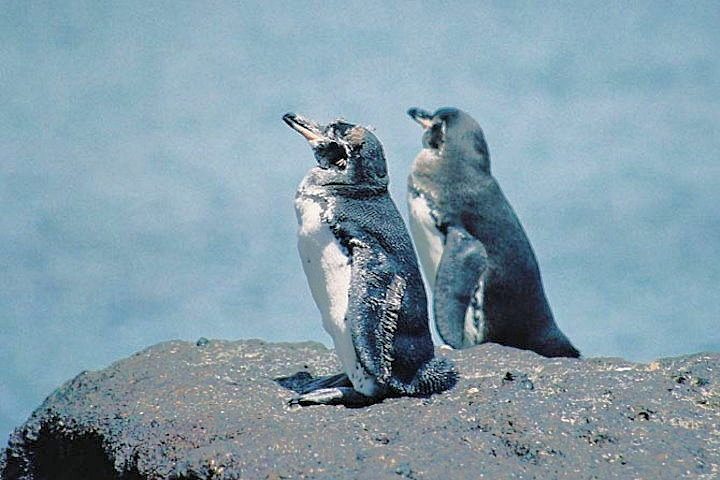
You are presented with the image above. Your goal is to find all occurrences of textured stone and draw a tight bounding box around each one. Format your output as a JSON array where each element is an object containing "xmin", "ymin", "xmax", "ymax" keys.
[{"xmin": 2, "ymin": 340, "xmax": 719, "ymax": 479}]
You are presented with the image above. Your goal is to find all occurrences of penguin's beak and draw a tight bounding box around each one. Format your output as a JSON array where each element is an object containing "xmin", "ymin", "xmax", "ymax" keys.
[
  {"xmin": 283, "ymin": 113, "xmax": 326, "ymax": 143},
  {"xmin": 407, "ymin": 107, "xmax": 433, "ymax": 129}
]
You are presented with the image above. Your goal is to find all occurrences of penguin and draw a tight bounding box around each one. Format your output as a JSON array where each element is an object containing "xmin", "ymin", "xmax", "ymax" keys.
[
  {"xmin": 406, "ymin": 107, "xmax": 580, "ymax": 358},
  {"xmin": 280, "ymin": 112, "xmax": 458, "ymax": 406}
]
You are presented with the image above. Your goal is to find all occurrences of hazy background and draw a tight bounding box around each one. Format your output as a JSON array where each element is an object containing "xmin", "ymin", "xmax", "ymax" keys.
[{"xmin": 2, "ymin": 1, "xmax": 719, "ymax": 441}]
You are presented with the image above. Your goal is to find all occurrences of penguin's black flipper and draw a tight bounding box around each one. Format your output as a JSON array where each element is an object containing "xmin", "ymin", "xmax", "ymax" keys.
[
  {"xmin": 345, "ymin": 240, "xmax": 408, "ymax": 385},
  {"xmin": 434, "ymin": 226, "xmax": 488, "ymax": 349},
  {"xmin": 289, "ymin": 387, "xmax": 377, "ymax": 407}
]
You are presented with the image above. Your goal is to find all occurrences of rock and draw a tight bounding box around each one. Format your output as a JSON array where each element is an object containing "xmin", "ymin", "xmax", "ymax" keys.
[{"xmin": 2, "ymin": 340, "xmax": 719, "ymax": 479}]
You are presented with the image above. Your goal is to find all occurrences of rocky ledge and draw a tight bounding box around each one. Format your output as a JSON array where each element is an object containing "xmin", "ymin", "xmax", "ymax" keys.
[{"xmin": 2, "ymin": 340, "xmax": 719, "ymax": 479}]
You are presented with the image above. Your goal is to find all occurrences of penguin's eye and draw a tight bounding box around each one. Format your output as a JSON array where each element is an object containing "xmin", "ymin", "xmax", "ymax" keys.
[
  {"xmin": 427, "ymin": 123, "xmax": 444, "ymax": 149},
  {"xmin": 324, "ymin": 141, "xmax": 348, "ymax": 169}
]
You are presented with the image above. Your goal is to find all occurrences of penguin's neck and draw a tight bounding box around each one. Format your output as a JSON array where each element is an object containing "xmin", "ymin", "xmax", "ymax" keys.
[
  {"xmin": 297, "ymin": 179, "xmax": 386, "ymax": 200},
  {"xmin": 326, "ymin": 184, "xmax": 387, "ymax": 200},
  {"xmin": 414, "ymin": 148, "xmax": 491, "ymax": 182},
  {"xmin": 442, "ymin": 144, "xmax": 491, "ymax": 176}
]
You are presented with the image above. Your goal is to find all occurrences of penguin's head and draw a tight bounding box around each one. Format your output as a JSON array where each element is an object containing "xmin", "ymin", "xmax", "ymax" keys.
[
  {"xmin": 283, "ymin": 113, "xmax": 389, "ymax": 189},
  {"xmin": 407, "ymin": 107, "xmax": 490, "ymax": 172}
]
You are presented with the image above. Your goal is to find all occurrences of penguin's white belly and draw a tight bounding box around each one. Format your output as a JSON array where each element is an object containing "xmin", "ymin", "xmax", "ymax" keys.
[
  {"xmin": 407, "ymin": 193, "xmax": 444, "ymax": 291},
  {"xmin": 295, "ymin": 195, "xmax": 381, "ymax": 396}
]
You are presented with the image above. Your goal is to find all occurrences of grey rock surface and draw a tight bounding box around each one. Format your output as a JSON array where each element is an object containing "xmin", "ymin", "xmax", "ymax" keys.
[{"xmin": 2, "ymin": 340, "xmax": 719, "ymax": 479}]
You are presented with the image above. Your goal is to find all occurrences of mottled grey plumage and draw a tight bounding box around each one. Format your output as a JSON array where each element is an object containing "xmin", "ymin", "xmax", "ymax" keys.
[
  {"xmin": 407, "ymin": 107, "xmax": 580, "ymax": 358},
  {"xmin": 280, "ymin": 113, "xmax": 457, "ymax": 405}
]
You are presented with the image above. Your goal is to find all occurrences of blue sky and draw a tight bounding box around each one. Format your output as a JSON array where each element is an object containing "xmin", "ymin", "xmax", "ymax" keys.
[{"xmin": 1, "ymin": 1, "xmax": 719, "ymax": 441}]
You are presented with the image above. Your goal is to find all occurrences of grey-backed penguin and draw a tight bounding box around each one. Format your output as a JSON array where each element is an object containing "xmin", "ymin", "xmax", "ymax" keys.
[
  {"xmin": 406, "ymin": 107, "xmax": 580, "ymax": 358},
  {"xmin": 279, "ymin": 113, "xmax": 457, "ymax": 406}
]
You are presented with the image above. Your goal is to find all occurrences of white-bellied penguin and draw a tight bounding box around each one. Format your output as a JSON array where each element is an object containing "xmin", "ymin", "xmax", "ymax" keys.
[
  {"xmin": 407, "ymin": 107, "xmax": 580, "ymax": 358},
  {"xmin": 279, "ymin": 112, "xmax": 458, "ymax": 406}
]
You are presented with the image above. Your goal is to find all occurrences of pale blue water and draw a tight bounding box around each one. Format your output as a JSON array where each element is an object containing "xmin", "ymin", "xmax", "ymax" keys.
[{"xmin": 2, "ymin": 1, "xmax": 719, "ymax": 442}]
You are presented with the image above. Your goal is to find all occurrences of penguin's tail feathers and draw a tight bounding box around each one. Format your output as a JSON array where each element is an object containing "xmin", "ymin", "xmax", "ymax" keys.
[
  {"xmin": 389, "ymin": 357, "xmax": 459, "ymax": 397},
  {"xmin": 533, "ymin": 328, "xmax": 582, "ymax": 358}
]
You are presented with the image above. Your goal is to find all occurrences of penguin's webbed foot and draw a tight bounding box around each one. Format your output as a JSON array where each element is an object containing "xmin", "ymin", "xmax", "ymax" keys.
[
  {"xmin": 274, "ymin": 371, "xmax": 352, "ymax": 394},
  {"xmin": 290, "ymin": 387, "xmax": 377, "ymax": 407},
  {"xmin": 276, "ymin": 371, "xmax": 382, "ymax": 407}
]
